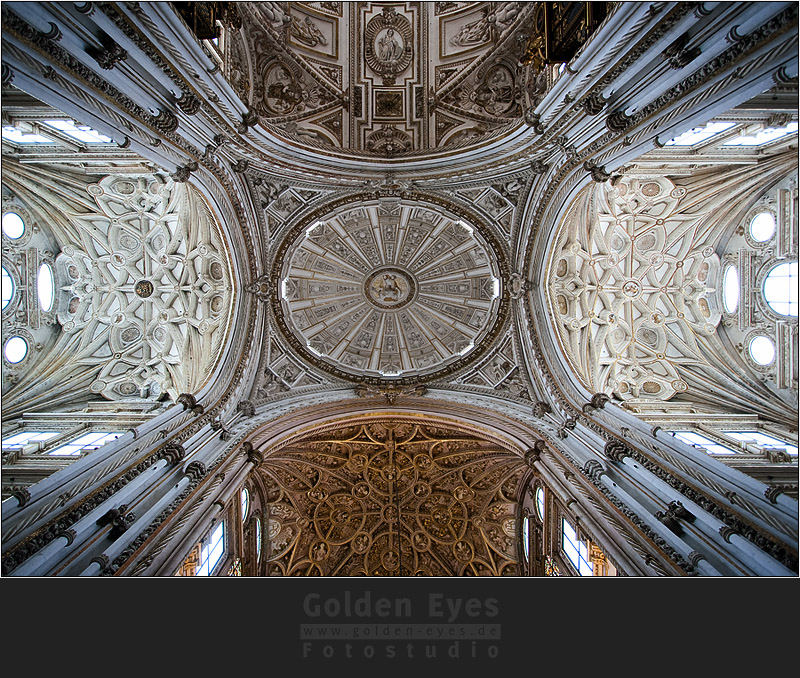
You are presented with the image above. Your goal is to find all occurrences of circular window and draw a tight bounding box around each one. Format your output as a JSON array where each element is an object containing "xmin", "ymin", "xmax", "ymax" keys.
[
  {"xmin": 723, "ymin": 265, "xmax": 739, "ymax": 313},
  {"xmin": 1, "ymin": 266, "xmax": 14, "ymax": 311},
  {"xmin": 37, "ymin": 263, "xmax": 54, "ymax": 312},
  {"xmin": 763, "ymin": 262, "xmax": 798, "ymax": 316},
  {"xmin": 2, "ymin": 212, "xmax": 25, "ymax": 239},
  {"xmin": 535, "ymin": 487, "xmax": 545, "ymax": 521},
  {"xmin": 256, "ymin": 517, "xmax": 262, "ymax": 561},
  {"xmin": 4, "ymin": 336, "xmax": 28, "ymax": 363},
  {"xmin": 749, "ymin": 336, "xmax": 775, "ymax": 365},
  {"xmin": 750, "ymin": 212, "xmax": 776, "ymax": 242},
  {"xmin": 241, "ymin": 487, "xmax": 250, "ymax": 521}
]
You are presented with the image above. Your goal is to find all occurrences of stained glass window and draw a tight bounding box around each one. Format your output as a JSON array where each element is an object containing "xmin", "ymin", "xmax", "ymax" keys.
[
  {"xmin": 227, "ymin": 558, "xmax": 242, "ymax": 576},
  {"xmin": 544, "ymin": 555, "xmax": 563, "ymax": 576}
]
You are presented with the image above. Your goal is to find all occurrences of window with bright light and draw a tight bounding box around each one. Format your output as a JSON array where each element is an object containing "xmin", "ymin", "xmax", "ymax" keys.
[
  {"xmin": 37, "ymin": 262, "xmax": 54, "ymax": 311},
  {"xmin": 48, "ymin": 431, "xmax": 119, "ymax": 456},
  {"xmin": 2, "ymin": 430, "xmax": 60, "ymax": 448},
  {"xmin": 1, "ymin": 126, "xmax": 53, "ymax": 143},
  {"xmin": 763, "ymin": 262, "xmax": 798, "ymax": 316},
  {"xmin": 723, "ymin": 265, "xmax": 739, "ymax": 313},
  {"xmin": 561, "ymin": 518, "xmax": 593, "ymax": 576},
  {"xmin": 42, "ymin": 119, "xmax": 113, "ymax": 144},
  {"xmin": 2, "ymin": 212, "xmax": 25, "ymax": 239},
  {"xmin": 241, "ymin": 487, "xmax": 250, "ymax": 521},
  {"xmin": 535, "ymin": 487, "xmax": 545, "ymax": 521},
  {"xmin": 2, "ymin": 266, "xmax": 14, "ymax": 311},
  {"xmin": 196, "ymin": 522, "xmax": 225, "ymax": 576},
  {"xmin": 671, "ymin": 431, "xmax": 736, "ymax": 455},
  {"xmin": 4, "ymin": 336, "xmax": 28, "ymax": 363},
  {"xmin": 725, "ymin": 431, "xmax": 798, "ymax": 456},
  {"xmin": 749, "ymin": 335, "xmax": 775, "ymax": 365},
  {"xmin": 665, "ymin": 121, "xmax": 736, "ymax": 146},
  {"xmin": 723, "ymin": 122, "xmax": 798, "ymax": 146},
  {"xmin": 522, "ymin": 516, "xmax": 530, "ymax": 560},
  {"xmin": 256, "ymin": 517, "xmax": 262, "ymax": 561},
  {"xmin": 750, "ymin": 212, "xmax": 776, "ymax": 242}
]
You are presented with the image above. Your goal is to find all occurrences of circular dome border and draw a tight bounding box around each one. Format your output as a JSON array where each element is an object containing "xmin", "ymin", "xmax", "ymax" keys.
[{"xmin": 270, "ymin": 192, "xmax": 511, "ymax": 386}]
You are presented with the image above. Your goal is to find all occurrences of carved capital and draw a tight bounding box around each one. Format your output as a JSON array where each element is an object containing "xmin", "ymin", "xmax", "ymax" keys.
[
  {"xmin": 688, "ymin": 551, "xmax": 706, "ymax": 566},
  {"xmin": 605, "ymin": 111, "xmax": 632, "ymax": 133},
  {"xmin": 582, "ymin": 91, "xmax": 607, "ymax": 115},
  {"xmin": 158, "ymin": 444, "xmax": 186, "ymax": 465},
  {"xmin": 231, "ymin": 158, "xmax": 250, "ymax": 173},
  {"xmin": 170, "ymin": 161, "xmax": 198, "ymax": 183},
  {"xmin": 583, "ymin": 459, "xmax": 606, "ymax": 483},
  {"xmin": 524, "ymin": 109, "xmax": 545, "ymax": 134},
  {"xmin": 529, "ymin": 159, "xmax": 549, "ymax": 175},
  {"xmin": 719, "ymin": 526, "xmax": 739, "ymax": 543},
  {"xmin": 582, "ymin": 392, "xmax": 610, "ymax": 413},
  {"xmin": 57, "ymin": 529, "xmax": 77, "ymax": 546},
  {"xmin": 184, "ymin": 461, "xmax": 207, "ymax": 482},
  {"xmin": 765, "ymin": 486, "xmax": 784, "ymax": 504},
  {"xmin": 12, "ymin": 487, "xmax": 31, "ymax": 507},
  {"xmin": 583, "ymin": 160, "xmax": 611, "ymax": 182},
  {"xmin": 176, "ymin": 392, "xmax": 203, "ymax": 414},
  {"xmin": 667, "ymin": 500, "xmax": 696, "ymax": 522},
  {"xmin": 177, "ymin": 92, "xmax": 201, "ymax": 114},
  {"xmin": 604, "ymin": 439, "xmax": 630, "ymax": 462},
  {"xmin": 237, "ymin": 400, "xmax": 256, "ymax": 417},
  {"xmin": 655, "ymin": 510, "xmax": 683, "ymax": 535},
  {"xmin": 532, "ymin": 401, "xmax": 552, "ymax": 417}
]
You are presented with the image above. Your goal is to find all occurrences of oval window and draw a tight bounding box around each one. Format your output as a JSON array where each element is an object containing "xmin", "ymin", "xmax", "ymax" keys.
[
  {"xmin": 763, "ymin": 262, "xmax": 798, "ymax": 316},
  {"xmin": 723, "ymin": 265, "xmax": 739, "ymax": 313},
  {"xmin": 750, "ymin": 212, "xmax": 776, "ymax": 242},
  {"xmin": 1, "ymin": 266, "xmax": 14, "ymax": 311},
  {"xmin": 749, "ymin": 336, "xmax": 775, "ymax": 365},
  {"xmin": 535, "ymin": 487, "xmax": 545, "ymax": 521},
  {"xmin": 4, "ymin": 336, "xmax": 28, "ymax": 363},
  {"xmin": 522, "ymin": 516, "xmax": 530, "ymax": 560},
  {"xmin": 2, "ymin": 212, "xmax": 25, "ymax": 239},
  {"xmin": 37, "ymin": 263, "xmax": 54, "ymax": 311},
  {"xmin": 241, "ymin": 487, "xmax": 250, "ymax": 521}
]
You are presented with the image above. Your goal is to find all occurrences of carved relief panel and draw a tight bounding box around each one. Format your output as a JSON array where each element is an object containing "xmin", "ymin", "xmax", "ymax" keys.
[{"xmin": 256, "ymin": 419, "xmax": 526, "ymax": 576}]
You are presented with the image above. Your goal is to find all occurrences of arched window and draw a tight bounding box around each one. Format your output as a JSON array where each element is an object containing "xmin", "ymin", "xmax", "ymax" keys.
[
  {"xmin": 763, "ymin": 262, "xmax": 798, "ymax": 316},
  {"xmin": 1, "ymin": 266, "xmax": 14, "ymax": 310},
  {"xmin": 521, "ymin": 516, "xmax": 530, "ymax": 561},
  {"xmin": 535, "ymin": 487, "xmax": 545, "ymax": 521},
  {"xmin": 4, "ymin": 336, "xmax": 28, "ymax": 363},
  {"xmin": 256, "ymin": 517, "xmax": 262, "ymax": 561},
  {"xmin": 2, "ymin": 212, "xmax": 25, "ymax": 239},
  {"xmin": 241, "ymin": 488, "xmax": 250, "ymax": 521}
]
